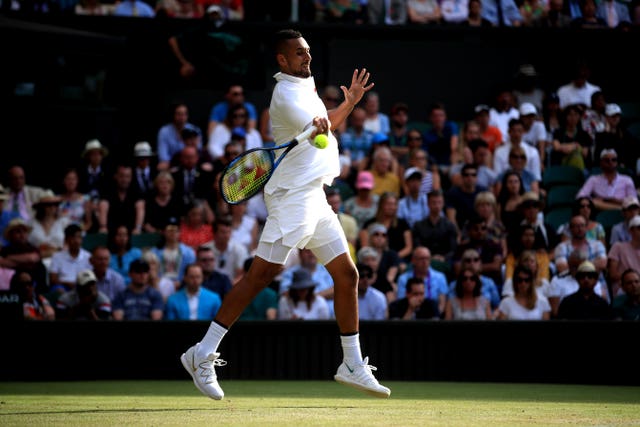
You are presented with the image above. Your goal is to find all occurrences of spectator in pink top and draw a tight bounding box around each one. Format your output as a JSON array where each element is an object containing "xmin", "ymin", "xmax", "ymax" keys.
[{"xmin": 576, "ymin": 149, "xmax": 636, "ymax": 211}]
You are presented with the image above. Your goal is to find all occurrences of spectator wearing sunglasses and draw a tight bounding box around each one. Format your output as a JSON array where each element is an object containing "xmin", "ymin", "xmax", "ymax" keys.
[
  {"xmin": 494, "ymin": 145, "xmax": 539, "ymax": 195},
  {"xmin": 453, "ymin": 215, "xmax": 504, "ymax": 289},
  {"xmin": 576, "ymin": 149, "xmax": 636, "ymax": 211},
  {"xmin": 494, "ymin": 118, "xmax": 542, "ymax": 183},
  {"xmin": 447, "ymin": 248, "xmax": 500, "ymax": 310},
  {"xmin": 444, "ymin": 268, "xmax": 492, "ymax": 320},
  {"xmin": 496, "ymin": 264, "xmax": 551, "ymax": 320},
  {"xmin": 556, "ymin": 261, "xmax": 614, "ymax": 320}
]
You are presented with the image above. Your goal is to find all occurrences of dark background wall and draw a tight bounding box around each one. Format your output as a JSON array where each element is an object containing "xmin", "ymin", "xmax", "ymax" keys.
[
  {"xmin": 1, "ymin": 13, "xmax": 639, "ymax": 187},
  {"xmin": 3, "ymin": 320, "xmax": 639, "ymax": 385}
]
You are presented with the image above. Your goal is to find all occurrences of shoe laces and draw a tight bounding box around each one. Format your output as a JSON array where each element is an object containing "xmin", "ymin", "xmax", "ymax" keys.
[
  {"xmin": 351, "ymin": 357, "xmax": 380, "ymax": 384},
  {"xmin": 198, "ymin": 352, "xmax": 227, "ymax": 382}
]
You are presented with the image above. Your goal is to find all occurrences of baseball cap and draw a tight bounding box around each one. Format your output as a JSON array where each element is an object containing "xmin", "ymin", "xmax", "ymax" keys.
[
  {"xmin": 404, "ymin": 167, "xmax": 424, "ymax": 181},
  {"xmin": 474, "ymin": 104, "xmax": 490, "ymax": 114},
  {"xmin": 600, "ymin": 148, "xmax": 617, "ymax": 159},
  {"xmin": 355, "ymin": 171, "xmax": 374, "ymax": 190},
  {"xmin": 372, "ymin": 132, "xmax": 389, "ymax": 145},
  {"xmin": 622, "ymin": 197, "xmax": 640, "ymax": 210},
  {"xmin": 629, "ymin": 215, "xmax": 640, "ymax": 228},
  {"xmin": 133, "ymin": 141, "xmax": 155, "ymax": 158},
  {"xmin": 519, "ymin": 102, "xmax": 537, "ymax": 116},
  {"xmin": 517, "ymin": 63, "xmax": 538, "ymax": 77},
  {"xmin": 231, "ymin": 126, "xmax": 247, "ymax": 139},
  {"xmin": 206, "ymin": 4, "xmax": 222, "ymax": 14},
  {"xmin": 77, "ymin": 269, "xmax": 97, "ymax": 287},
  {"xmin": 605, "ymin": 103, "xmax": 622, "ymax": 116},
  {"xmin": 576, "ymin": 261, "xmax": 597, "ymax": 274},
  {"xmin": 368, "ymin": 222, "xmax": 388, "ymax": 236}
]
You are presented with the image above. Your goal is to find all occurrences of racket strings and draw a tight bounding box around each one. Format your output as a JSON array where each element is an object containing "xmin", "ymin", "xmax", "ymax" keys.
[{"xmin": 221, "ymin": 150, "xmax": 274, "ymax": 203}]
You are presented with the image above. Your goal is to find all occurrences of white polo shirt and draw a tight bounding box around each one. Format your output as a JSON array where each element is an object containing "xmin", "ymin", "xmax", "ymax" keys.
[{"xmin": 266, "ymin": 72, "xmax": 340, "ymax": 195}]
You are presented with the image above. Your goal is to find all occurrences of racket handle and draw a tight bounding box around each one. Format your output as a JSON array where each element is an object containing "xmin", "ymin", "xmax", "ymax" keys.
[{"xmin": 294, "ymin": 125, "xmax": 317, "ymax": 144}]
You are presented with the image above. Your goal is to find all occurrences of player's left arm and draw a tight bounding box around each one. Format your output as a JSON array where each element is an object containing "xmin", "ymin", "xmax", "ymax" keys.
[{"xmin": 327, "ymin": 68, "xmax": 374, "ymax": 132}]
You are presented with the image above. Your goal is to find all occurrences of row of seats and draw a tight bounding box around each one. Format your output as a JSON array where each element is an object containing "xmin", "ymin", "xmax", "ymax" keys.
[{"xmin": 82, "ymin": 232, "xmax": 162, "ymax": 252}]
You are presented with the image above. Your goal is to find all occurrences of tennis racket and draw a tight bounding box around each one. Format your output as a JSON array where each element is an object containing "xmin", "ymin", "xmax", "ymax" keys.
[{"xmin": 219, "ymin": 125, "xmax": 317, "ymax": 205}]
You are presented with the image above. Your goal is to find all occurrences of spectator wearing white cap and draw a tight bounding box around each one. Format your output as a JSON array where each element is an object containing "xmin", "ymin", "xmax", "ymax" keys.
[
  {"xmin": 608, "ymin": 215, "xmax": 640, "ymax": 298},
  {"xmin": 131, "ymin": 141, "xmax": 157, "ymax": 199},
  {"xmin": 519, "ymin": 102, "xmax": 548, "ymax": 163},
  {"xmin": 594, "ymin": 103, "xmax": 638, "ymax": 171},
  {"xmin": 55, "ymin": 269, "xmax": 112, "ymax": 320},
  {"xmin": 77, "ymin": 139, "xmax": 110, "ymax": 205},
  {"xmin": 556, "ymin": 260, "xmax": 614, "ymax": 320},
  {"xmin": 576, "ymin": 148, "xmax": 636, "ymax": 211},
  {"xmin": 610, "ymin": 197, "xmax": 640, "ymax": 245},
  {"xmin": 402, "ymin": 148, "xmax": 439, "ymax": 196}
]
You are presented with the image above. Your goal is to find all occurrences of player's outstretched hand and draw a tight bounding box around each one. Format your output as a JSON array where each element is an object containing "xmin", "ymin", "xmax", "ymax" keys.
[{"xmin": 341, "ymin": 68, "xmax": 374, "ymax": 107}]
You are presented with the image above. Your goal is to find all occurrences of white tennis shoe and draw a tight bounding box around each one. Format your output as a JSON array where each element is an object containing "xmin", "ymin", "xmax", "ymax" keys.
[
  {"xmin": 181, "ymin": 343, "xmax": 227, "ymax": 400},
  {"xmin": 334, "ymin": 357, "xmax": 391, "ymax": 398}
]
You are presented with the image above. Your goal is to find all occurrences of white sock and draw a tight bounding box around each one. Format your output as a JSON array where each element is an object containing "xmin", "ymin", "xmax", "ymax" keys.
[
  {"xmin": 340, "ymin": 333, "xmax": 363, "ymax": 364},
  {"xmin": 198, "ymin": 321, "xmax": 227, "ymax": 359}
]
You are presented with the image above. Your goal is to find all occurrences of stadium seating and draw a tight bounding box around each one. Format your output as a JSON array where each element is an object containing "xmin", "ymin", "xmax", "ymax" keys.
[
  {"xmin": 541, "ymin": 165, "xmax": 584, "ymax": 189},
  {"xmin": 627, "ymin": 121, "xmax": 640, "ymax": 140},
  {"xmin": 81, "ymin": 233, "xmax": 108, "ymax": 251},
  {"xmin": 545, "ymin": 185, "xmax": 580, "ymax": 210},
  {"xmin": 544, "ymin": 207, "xmax": 573, "ymax": 234},
  {"xmin": 595, "ymin": 209, "xmax": 624, "ymax": 245},
  {"xmin": 131, "ymin": 232, "xmax": 162, "ymax": 250}
]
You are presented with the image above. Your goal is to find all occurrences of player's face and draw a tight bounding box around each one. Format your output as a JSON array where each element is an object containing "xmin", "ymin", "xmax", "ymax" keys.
[{"xmin": 279, "ymin": 37, "xmax": 312, "ymax": 78}]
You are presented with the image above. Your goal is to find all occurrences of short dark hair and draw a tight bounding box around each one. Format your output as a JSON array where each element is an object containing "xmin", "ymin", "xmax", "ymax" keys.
[
  {"xmin": 461, "ymin": 163, "xmax": 477, "ymax": 175},
  {"xmin": 181, "ymin": 128, "xmax": 199, "ymax": 140},
  {"xmin": 275, "ymin": 29, "xmax": 302, "ymax": 53},
  {"xmin": 508, "ymin": 118, "xmax": 524, "ymax": 129},
  {"xmin": 406, "ymin": 277, "xmax": 424, "ymax": 294},
  {"xmin": 356, "ymin": 262, "xmax": 373, "ymax": 279},
  {"xmin": 427, "ymin": 189, "xmax": 444, "ymax": 200},
  {"xmin": 64, "ymin": 223, "xmax": 83, "ymax": 239},
  {"xmin": 621, "ymin": 268, "xmax": 639, "ymax": 285},
  {"xmin": 468, "ymin": 138, "xmax": 488, "ymax": 153}
]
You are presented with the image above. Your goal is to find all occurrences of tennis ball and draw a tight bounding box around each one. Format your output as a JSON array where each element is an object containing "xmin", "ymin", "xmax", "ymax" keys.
[{"xmin": 313, "ymin": 134, "xmax": 329, "ymax": 149}]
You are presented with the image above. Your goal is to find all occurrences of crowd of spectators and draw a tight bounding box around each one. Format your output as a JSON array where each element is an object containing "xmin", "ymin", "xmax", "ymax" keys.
[
  {"xmin": 1, "ymin": 44, "xmax": 640, "ymax": 323},
  {"xmin": 3, "ymin": 0, "xmax": 640, "ymax": 30}
]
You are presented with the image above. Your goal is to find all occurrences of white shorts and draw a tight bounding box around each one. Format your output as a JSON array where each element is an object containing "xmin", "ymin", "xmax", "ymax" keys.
[{"xmin": 258, "ymin": 179, "xmax": 348, "ymax": 264}]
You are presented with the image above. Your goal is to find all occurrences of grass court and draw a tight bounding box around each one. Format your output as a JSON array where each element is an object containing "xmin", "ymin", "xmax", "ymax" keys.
[{"xmin": 1, "ymin": 380, "xmax": 639, "ymax": 426}]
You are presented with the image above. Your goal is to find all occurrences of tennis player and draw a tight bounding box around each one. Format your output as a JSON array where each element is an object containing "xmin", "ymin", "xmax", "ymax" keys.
[{"xmin": 181, "ymin": 29, "xmax": 391, "ymax": 399}]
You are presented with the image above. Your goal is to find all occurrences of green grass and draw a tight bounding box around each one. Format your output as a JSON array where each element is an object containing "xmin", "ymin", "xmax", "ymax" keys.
[{"xmin": 1, "ymin": 381, "xmax": 639, "ymax": 426}]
